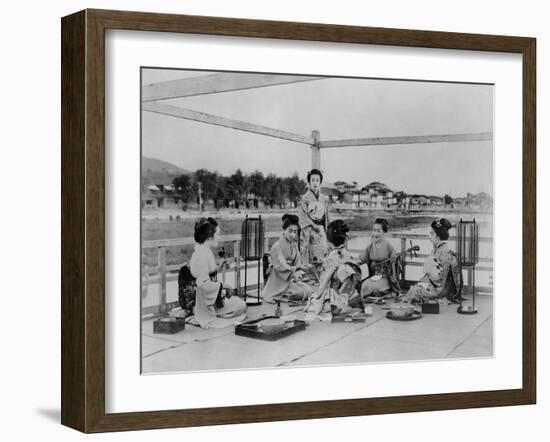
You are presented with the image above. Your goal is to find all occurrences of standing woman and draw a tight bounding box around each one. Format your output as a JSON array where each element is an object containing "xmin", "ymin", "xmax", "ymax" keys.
[
  {"xmin": 262, "ymin": 214, "xmax": 314, "ymax": 303},
  {"xmin": 190, "ymin": 218, "xmax": 247, "ymax": 328},
  {"xmin": 298, "ymin": 168, "xmax": 329, "ymax": 264},
  {"xmin": 359, "ymin": 218, "xmax": 396, "ymax": 298},
  {"xmin": 402, "ymin": 218, "xmax": 454, "ymax": 302}
]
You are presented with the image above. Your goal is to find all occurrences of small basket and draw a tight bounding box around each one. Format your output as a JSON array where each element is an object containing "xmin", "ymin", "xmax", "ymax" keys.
[
  {"xmin": 153, "ymin": 317, "xmax": 186, "ymax": 334},
  {"xmin": 421, "ymin": 301, "xmax": 440, "ymax": 314}
]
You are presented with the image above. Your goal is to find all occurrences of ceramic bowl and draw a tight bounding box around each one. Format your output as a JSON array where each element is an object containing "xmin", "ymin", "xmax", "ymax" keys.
[
  {"xmin": 260, "ymin": 318, "xmax": 286, "ymax": 334},
  {"xmin": 390, "ymin": 303, "xmax": 415, "ymax": 317}
]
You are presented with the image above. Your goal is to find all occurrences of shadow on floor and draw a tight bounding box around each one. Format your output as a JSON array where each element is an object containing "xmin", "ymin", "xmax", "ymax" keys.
[{"xmin": 35, "ymin": 408, "xmax": 60, "ymax": 423}]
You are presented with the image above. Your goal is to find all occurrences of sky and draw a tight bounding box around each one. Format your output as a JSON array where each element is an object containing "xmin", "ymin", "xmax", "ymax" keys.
[{"xmin": 141, "ymin": 68, "xmax": 494, "ymax": 197}]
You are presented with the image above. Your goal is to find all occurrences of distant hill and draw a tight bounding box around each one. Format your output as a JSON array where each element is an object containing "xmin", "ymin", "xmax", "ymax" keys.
[
  {"xmin": 142, "ymin": 157, "xmax": 191, "ymax": 186},
  {"xmin": 142, "ymin": 157, "xmax": 191, "ymax": 175}
]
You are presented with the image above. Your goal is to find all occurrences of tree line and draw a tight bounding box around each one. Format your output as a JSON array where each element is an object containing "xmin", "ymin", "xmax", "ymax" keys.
[{"xmin": 172, "ymin": 169, "xmax": 307, "ymax": 209}]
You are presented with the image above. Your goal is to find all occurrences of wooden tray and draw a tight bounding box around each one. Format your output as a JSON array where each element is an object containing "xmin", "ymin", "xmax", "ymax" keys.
[
  {"xmin": 235, "ymin": 316, "xmax": 307, "ymax": 341},
  {"xmin": 331, "ymin": 314, "xmax": 369, "ymax": 323}
]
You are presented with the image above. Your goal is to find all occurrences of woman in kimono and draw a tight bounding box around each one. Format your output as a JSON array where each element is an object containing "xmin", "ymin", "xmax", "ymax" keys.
[
  {"xmin": 305, "ymin": 220, "xmax": 362, "ymax": 318},
  {"xmin": 359, "ymin": 218, "xmax": 396, "ymax": 298},
  {"xmin": 298, "ymin": 168, "xmax": 329, "ymax": 264},
  {"xmin": 190, "ymin": 218, "xmax": 247, "ymax": 328},
  {"xmin": 401, "ymin": 218, "xmax": 454, "ymax": 303},
  {"xmin": 262, "ymin": 214, "xmax": 314, "ymax": 303}
]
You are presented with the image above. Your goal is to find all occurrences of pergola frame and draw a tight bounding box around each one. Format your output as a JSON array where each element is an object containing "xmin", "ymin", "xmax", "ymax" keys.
[{"xmin": 142, "ymin": 72, "xmax": 493, "ymax": 170}]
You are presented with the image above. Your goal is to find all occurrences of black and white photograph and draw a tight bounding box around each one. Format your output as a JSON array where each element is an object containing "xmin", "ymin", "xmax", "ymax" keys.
[
  {"xmin": 140, "ymin": 68, "xmax": 494, "ymax": 374},
  {"xmin": 2, "ymin": 0, "xmax": 545, "ymax": 437}
]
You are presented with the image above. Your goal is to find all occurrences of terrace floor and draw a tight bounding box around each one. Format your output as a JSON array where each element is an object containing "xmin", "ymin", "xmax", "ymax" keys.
[{"xmin": 141, "ymin": 295, "xmax": 493, "ymax": 374}]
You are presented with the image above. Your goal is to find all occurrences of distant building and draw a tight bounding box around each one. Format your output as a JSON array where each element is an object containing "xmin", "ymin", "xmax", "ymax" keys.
[
  {"xmin": 454, "ymin": 197, "xmax": 467, "ymax": 207},
  {"xmin": 312, "ymin": 177, "xmax": 488, "ymax": 212},
  {"xmin": 321, "ymin": 182, "xmax": 342, "ymax": 203},
  {"xmin": 429, "ymin": 196, "xmax": 444, "ymax": 206},
  {"xmin": 417, "ymin": 196, "xmax": 430, "ymax": 205},
  {"xmin": 465, "ymin": 192, "xmax": 493, "ymax": 209},
  {"xmin": 341, "ymin": 191, "xmax": 355, "ymax": 204},
  {"xmin": 142, "ymin": 183, "xmax": 181, "ymax": 209},
  {"xmin": 333, "ymin": 181, "xmax": 347, "ymax": 193},
  {"xmin": 361, "ymin": 182, "xmax": 396, "ymax": 208}
]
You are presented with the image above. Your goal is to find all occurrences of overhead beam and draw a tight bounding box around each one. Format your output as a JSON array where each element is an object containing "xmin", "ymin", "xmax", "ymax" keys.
[
  {"xmin": 142, "ymin": 102, "xmax": 314, "ymax": 145},
  {"xmin": 142, "ymin": 73, "xmax": 323, "ymax": 102},
  {"xmin": 319, "ymin": 132, "xmax": 493, "ymax": 148},
  {"xmin": 311, "ymin": 130, "xmax": 321, "ymax": 169}
]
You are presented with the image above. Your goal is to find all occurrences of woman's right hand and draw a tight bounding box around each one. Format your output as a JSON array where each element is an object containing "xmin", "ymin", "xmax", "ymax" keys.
[{"xmin": 218, "ymin": 259, "xmax": 229, "ymax": 271}]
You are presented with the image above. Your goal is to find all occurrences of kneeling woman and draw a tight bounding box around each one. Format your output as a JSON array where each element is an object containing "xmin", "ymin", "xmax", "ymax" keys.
[
  {"xmin": 306, "ymin": 220, "xmax": 362, "ymax": 317},
  {"xmin": 190, "ymin": 218, "xmax": 247, "ymax": 328},
  {"xmin": 359, "ymin": 218, "xmax": 396, "ymax": 298},
  {"xmin": 402, "ymin": 218, "xmax": 454, "ymax": 303},
  {"xmin": 262, "ymin": 214, "xmax": 314, "ymax": 303}
]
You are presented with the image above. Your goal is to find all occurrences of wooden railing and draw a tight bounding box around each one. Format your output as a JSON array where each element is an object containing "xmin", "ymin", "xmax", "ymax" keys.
[{"xmin": 141, "ymin": 231, "xmax": 493, "ymax": 316}]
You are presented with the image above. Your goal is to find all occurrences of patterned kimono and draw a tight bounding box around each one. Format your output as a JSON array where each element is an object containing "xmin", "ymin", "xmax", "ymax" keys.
[
  {"xmin": 306, "ymin": 245, "xmax": 361, "ymax": 316},
  {"xmin": 298, "ymin": 188, "xmax": 329, "ymax": 264},
  {"xmin": 190, "ymin": 243, "xmax": 247, "ymax": 328},
  {"xmin": 359, "ymin": 238, "xmax": 396, "ymax": 297},
  {"xmin": 262, "ymin": 235, "xmax": 314, "ymax": 303},
  {"xmin": 404, "ymin": 241, "xmax": 453, "ymax": 302}
]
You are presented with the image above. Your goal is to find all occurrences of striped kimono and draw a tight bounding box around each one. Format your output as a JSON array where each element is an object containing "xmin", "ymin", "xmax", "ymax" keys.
[{"xmin": 298, "ymin": 188, "xmax": 329, "ymax": 264}]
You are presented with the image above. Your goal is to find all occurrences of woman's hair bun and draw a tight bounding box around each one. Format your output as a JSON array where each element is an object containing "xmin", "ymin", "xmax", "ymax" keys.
[
  {"xmin": 374, "ymin": 218, "xmax": 389, "ymax": 232},
  {"xmin": 440, "ymin": 218, "xmax": 453, "ymax": 229},
  {"xmin": 194, "ymin": 217, "xmax": 216, "ymax": 244},
  {"xmin": 329, "ymin": 219, "xmax": 349, "ymax": 234},
  {"xmin": 282, "ymin": 213, "xmax": 299, "ymax": 229},
  {"xmin": 431, "ymin": 218, "xmax": 453, "ymax": 241},
  {"xmin": 327, "ymin": 219, "xmax": 350, "ymax": 247}
]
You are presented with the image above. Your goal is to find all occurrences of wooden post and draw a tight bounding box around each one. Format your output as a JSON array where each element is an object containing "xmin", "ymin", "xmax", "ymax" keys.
[
  {"xmin": 234, "ymin": 240, "xmax": 241, "ymax": 295},
  {"xmin": 262, "ymin": 237, "xmax": 270, "ymax": 289},
  {"xmin": 221, "ymin": 257, "xmax": 227, "ymax": 284},
  {"xmin": 311, "ymin": 130, "xmax": 321, "ymax": 169},
  {"xmin": 264, "ymin": 237, "xmax": 269, "ymax": 255},
  {"xmin": 141, "ymin": 264, "xmax": 149, "ymax": 299},
  {"xmin": 401, "ymin": 237, "xmax": 407, "ymax": 281},
  {"xmin": 198, "ymin": 182, "xmax": 203, "ymax": 212},
  {"xmin": 158, "ymin": 246, "xmax": 167, "ymax": 314}
]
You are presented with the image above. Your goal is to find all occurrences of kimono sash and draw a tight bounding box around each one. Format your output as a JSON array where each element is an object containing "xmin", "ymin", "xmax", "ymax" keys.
[
  {"xmin": 437, "ymin": 250, "xmax": 464, "ymax": 302},
  {"xmin": 362, "ymin": 241, "xmax": 403, "ymax": 293}
]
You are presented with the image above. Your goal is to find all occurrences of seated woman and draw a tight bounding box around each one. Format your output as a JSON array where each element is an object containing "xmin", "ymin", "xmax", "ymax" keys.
[
  {"xmin": 262, "ymin": 214, "xmax": 314, "ymax": 304},
  {"xmin": 359, "ymin": 218, "xmax": 396, "ymax": 298},
  {"xmin": 305, "ymin": 219, "xmax": 362, "ymax": 318},
  {"xmin": 401, "ymin": 218, "xmax": 454, "ymax": 303},
  {"xmin": 190, "ymin": 217, "xmax": 247, "ymax": 328}
]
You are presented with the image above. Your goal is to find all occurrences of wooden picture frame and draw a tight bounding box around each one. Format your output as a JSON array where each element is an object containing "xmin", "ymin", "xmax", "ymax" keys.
[{"xmin": 61, "ymin": 9, "xmax": 536, "ymax": 433}]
